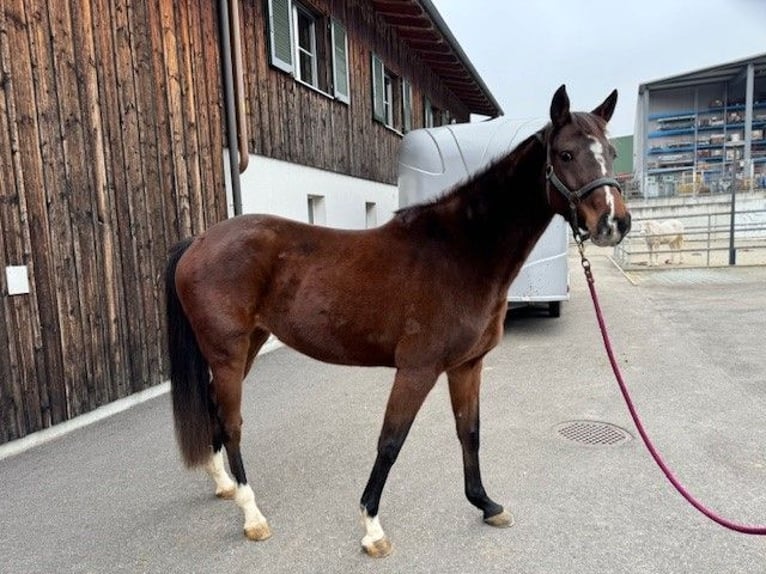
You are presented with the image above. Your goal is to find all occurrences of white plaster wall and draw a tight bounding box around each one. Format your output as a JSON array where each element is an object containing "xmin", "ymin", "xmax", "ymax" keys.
[{"xmin": 224, "ymin": 152, "xmax": 398, "ymax": 229}]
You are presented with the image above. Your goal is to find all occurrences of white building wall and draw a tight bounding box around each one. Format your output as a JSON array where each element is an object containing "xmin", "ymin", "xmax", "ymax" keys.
[{"xmin": 224, "ymin": 152, "xmax": 399, "ymax": 229}]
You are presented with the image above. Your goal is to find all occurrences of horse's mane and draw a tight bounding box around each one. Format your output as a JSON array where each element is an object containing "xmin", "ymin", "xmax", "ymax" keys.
[
  {"xmin": 393, "ymin": 131, "xmax": 544, "ymax": 224},
  {"xmin": 393, "ymin": 110, "xmax": 608, "ymax": 229}
]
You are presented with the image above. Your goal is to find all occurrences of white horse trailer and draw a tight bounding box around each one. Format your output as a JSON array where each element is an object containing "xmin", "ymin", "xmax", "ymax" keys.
[{"xmin": 397, "ymin": 118, "xmax": 569, "ymax": 317}]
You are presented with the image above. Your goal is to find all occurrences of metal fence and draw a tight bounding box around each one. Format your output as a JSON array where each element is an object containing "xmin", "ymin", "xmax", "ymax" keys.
[
  {"xmin": 613, "ymin": 208, "xmax": 766, "ymax": 269},
  {"xmin": 635, "ymin": 171, "xmax": 766, "ymax": 200}
]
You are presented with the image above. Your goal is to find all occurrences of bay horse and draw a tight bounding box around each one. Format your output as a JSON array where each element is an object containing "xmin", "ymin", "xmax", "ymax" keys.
[{"xmin": 165, "ymin": 85, "xmax": 631, "ymax": 557}]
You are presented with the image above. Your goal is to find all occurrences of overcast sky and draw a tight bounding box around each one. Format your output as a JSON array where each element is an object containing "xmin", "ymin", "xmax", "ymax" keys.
[{"xmin": 432, "ymin": 0, "xmax": 766, "ymax": 136}]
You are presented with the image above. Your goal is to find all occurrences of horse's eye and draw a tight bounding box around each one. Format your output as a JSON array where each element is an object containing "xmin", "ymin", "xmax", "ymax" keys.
[{"xmin": 560, "ymin": 151, "xmax": 573, "ymax": 162}]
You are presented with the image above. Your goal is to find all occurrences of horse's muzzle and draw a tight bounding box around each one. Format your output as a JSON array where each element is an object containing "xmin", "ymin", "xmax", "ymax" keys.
[{"xmin": 592, "ymin": 212, "xmax": 631, "ymax": 247}]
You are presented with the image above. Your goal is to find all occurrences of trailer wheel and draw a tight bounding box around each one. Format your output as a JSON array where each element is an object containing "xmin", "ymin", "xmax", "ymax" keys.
[{"xmin": 548, "ymin": 301, "xmax": 561, "ymax": 318}]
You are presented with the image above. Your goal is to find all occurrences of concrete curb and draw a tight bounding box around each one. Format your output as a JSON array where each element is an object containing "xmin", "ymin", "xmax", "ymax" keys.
[{"xmin": 0, "ymin": 338, "xmax": 284, "ymax": 462}]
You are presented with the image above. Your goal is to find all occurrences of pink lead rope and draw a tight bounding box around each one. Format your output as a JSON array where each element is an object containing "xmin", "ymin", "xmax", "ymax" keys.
[{"xmin": 578, "ymin": 244, "xmax": 766, "ymax": 535}]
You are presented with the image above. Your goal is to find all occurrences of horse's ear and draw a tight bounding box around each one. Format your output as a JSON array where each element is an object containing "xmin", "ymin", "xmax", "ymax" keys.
[
  {"xmin": 550, "ymin": 84, "xmax": 571, "ymax": 128},
  {"xmin": 592, "ymin": 89, "xmax": 618, "ymax": 123}
]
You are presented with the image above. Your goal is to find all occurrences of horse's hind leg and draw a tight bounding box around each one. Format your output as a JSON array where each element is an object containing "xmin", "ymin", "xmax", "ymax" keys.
[
  {"xmin": 360, "ymin": 367, "xmax": 439, "ymax": 557},
  {"xmin": 212, "ymin": 330, "xmax": 272, "ymax": 541},
  {"xmin": 204, "ymin": 330, "xmax": 270, "ymax": 502},
  {"xmin": 447, "ymin": 359, "xmax": 513, "ymax": 527},
  {"xmin": 205, "ymin": 444, "xmax": 236, "ymax": 499}
]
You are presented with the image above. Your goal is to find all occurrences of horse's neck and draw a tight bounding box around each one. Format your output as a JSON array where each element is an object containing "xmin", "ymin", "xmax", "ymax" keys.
[{"xmin": 449, "ymin": 139, "xmax": 554, "ymax": 287}]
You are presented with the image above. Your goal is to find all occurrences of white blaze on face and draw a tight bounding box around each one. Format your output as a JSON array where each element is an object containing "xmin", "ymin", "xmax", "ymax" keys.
[
  {"xmin": 588, "ymin": 135, "xmax": 607, "ymax": 176},
  {"xmin": 588, "ymin": 135, "xmax": 617, "ymax": 235}
]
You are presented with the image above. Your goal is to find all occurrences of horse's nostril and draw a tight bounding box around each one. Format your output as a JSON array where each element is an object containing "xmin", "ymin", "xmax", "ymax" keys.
[{"xmin": 618, "ymin": 214, "xmax": 632, "ymax": 235}]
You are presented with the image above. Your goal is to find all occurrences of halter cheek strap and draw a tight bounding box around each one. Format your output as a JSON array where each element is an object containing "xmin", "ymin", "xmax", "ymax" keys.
[{"xmin": 536, "ymin": 130, "xmax": 622, "ymax": 243}]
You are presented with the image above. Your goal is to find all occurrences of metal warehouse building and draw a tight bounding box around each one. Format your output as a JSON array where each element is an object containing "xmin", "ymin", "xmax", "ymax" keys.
[{"xmin": 634, "ymin": 53, "xmax": 766, "ymax": 198}]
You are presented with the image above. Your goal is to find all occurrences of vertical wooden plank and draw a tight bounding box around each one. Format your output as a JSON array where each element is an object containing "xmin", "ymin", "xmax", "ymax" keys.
[
  {"xmin": 243, "ymin": 0, "xmax": 266, "ymax": 157},
  {"xmin": 91, "ymin": 0, "xmax": 135, "ymax": 399},
  {"xmin": 47, "ymin": 0, "xmax": 108, "ymax": 410},
  {"xmin": 112, "ymin": 0, "xmax": 152, "ymax": 393},
  {"xmin": 30, "ymin": 0, "xmax": 96, "ymax": 416},
  {"xmin": 145, "ymin": 0, "xmax": 178, "ymax": 242},
  {"xmin": 0, "ymin": 2, "xmax": 33, "ymax": 440},
  {"xmin": 129, "ymin": 0, "xmax": 169, "ymax": 389},
  {"xmin": 4, "ymin": 0, "xmax": 67, "ymax": 430},
  {"xmin": 197, "ymin": 0, "xmax": 225, "ymax": 223},
  {"xmin": 73, "ymin": 0, "xmax": 126, "ymax": 403},
  {"xmin": 185, "ymin": 0, "xmax": 215, "ymax": 228},
  {"xmin": 159, "ymin": 0, "xmax": 191, "ymax": 236},
  {"xmin": 175, "ymin": 0, "xmax": 204, "ymax": 234}
]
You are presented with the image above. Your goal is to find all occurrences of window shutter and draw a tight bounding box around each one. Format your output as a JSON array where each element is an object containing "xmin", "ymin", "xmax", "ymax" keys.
[
  {"xmin": 402, "ymin": 80, "xmax": 413, "ymax": 132},
  {"xmin": 371, "ymin": 53, "xmax": 385, "ymax": 122},
  {"xmin": 331, "ymin": 20, "xmax": 350, "ymax": 104},
  {"xmin": 268, "ymin": 0, "xmax": 293, "ymax": 73}
]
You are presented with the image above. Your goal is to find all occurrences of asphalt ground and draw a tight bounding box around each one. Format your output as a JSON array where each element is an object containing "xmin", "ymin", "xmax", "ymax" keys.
[{"xmin": 1, "ymin": 249, "xmax": 765, "ymax": 573}]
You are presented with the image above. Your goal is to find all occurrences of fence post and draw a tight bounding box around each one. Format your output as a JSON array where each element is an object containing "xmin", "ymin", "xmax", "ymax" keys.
[{"xmin": 728, "ymin": 180, "xmax": 736, "ymax": 265}]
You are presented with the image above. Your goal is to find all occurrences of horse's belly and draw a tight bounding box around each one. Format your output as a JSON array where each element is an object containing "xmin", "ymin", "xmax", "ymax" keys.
[{"xmin": 268, "ymin": 315, "xmax": 398, "ymax": 368}]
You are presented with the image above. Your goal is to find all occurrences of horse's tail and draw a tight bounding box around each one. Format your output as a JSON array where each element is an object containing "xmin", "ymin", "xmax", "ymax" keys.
[{"xmin": 165, "ymin": 238, "xmax": 213, "ymax": 467}]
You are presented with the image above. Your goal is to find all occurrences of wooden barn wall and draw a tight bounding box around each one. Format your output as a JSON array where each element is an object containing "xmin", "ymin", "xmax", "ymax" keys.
[
  {"xmin": 242, "ymin": 0, "xmax": 470, "ymax": 184},
  {"xmin": 0, "ymin": 0, "xmax": 226, "ymax": 444}
]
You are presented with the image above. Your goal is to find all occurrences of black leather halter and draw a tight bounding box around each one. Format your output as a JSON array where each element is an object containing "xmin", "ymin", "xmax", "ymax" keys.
[{"xmin": 537, "ymin": 130, "xmax": 622, "ymax": 242}]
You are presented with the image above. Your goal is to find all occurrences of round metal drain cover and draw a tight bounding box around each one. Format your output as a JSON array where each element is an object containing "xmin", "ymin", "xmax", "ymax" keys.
[{"xmin": 556, "ymin": 420, "xmax": 631, "ymax": 446}]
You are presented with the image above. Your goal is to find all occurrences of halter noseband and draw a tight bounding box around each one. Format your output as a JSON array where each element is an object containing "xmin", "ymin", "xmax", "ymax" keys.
[{"xmin": 536, "ymin": 130, "xmax": 622, "ymax": 243}]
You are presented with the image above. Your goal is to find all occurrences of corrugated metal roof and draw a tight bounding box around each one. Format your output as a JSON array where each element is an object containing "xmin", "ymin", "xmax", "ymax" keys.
[
  {"xmin": 639, "ymin": 53, "xmax": 766, "ymax": 93},
  {"xmin": 372, "ymin": 0, "xmax": 503, "ymax": 117}
]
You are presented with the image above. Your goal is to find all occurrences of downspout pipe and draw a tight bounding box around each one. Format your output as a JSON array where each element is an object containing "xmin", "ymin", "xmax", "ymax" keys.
[
  {"xmin": 230, "ymin": 0, "xmax": 248, "ymax": 174},
  {"xmin": 219, "ymin": 0, "xmax": 242, "ymax": 215}
]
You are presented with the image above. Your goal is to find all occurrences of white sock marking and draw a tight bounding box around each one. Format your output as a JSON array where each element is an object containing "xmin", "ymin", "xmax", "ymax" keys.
[
  {"xmin": 204, "ymin": 450, "xmax": 236, "ymax": 496},
  {"xmin": 235, "ymin": 484, "xmax": 267, "ymax": 530},
  {"xmin": 361, "ymin": 509, "xmax": 386, "ymax": 546}
]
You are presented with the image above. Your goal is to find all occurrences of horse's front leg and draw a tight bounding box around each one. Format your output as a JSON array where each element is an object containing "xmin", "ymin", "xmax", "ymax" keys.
[
  {"xmin": 360, "ymin": 367, "xmax": 439, "ymax": 558},
  {"xmin": 447, "ymin": 359, "xmax": 513, "ymax": 527}
]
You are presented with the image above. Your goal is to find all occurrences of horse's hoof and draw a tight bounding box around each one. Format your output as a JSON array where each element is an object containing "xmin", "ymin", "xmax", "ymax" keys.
[
  {"xmin": 244, "ymin": 521, "xmax": 272, "ymax": 541},
  {"xmin": 216, "ymin": 487, "xmax": 236, "ymax": 500},
  {"xmin": 484, "ymin": 509, "xmax": 514, "ymax": 528},
  {"xmin": 362, "ymin": 535, "xmax": 393, "ymax": 558}
]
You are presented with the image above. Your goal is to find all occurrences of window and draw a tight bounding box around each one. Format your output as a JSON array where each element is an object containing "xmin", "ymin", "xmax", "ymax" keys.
[
  {"xmin": 371, "ymin": 53, "xmax": 385, "ymax": 123},
  {"xmin": 424, "ymin": 97, "xmax": 434, "ymax": 128},
  {"xmin": 365, "ymin": 202, "xmax": 377, "ymax": 228},
  {"xmin": 424, "ymin": 97, "xmax": 446, "ymax": 128},
  {"xmin": 267, "ymin": 0, "xmax": 350, "ymax": 103},
  {"xmin": 401, "ymin": 80, "xmax": 413, "ymax": 133},
  {"xmin": 294, "ymin": 5, "xmax": 318, "ymax": 87},
  {"xmin": 382, "ymin": 71, "xmax": 394, "ymax": 127},
  {"xmin": 372, "ymin": 53, "xmax": 409, "ymax": 132},
  {"xmin": 268, "ymin": 0, "xmax": 293, "ymax": 73},
  {"xmin": 331, "ymin": 20, "xmax": 349, "ymax": 103},
  {"xmin": 307, "ymin": 194, "xmax": 326, "ymax": 225}
]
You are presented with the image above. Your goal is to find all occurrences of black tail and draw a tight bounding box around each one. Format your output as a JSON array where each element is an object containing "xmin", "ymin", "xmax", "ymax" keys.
[{"xmin": 165, "ymin": 238, "xmax": 213, "ymax": 467}]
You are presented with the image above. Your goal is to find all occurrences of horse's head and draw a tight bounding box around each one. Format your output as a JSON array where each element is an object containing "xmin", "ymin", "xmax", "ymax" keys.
[{"xmin": 541, "ymin": 85, "xmax": 631, "ymax": 246}]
